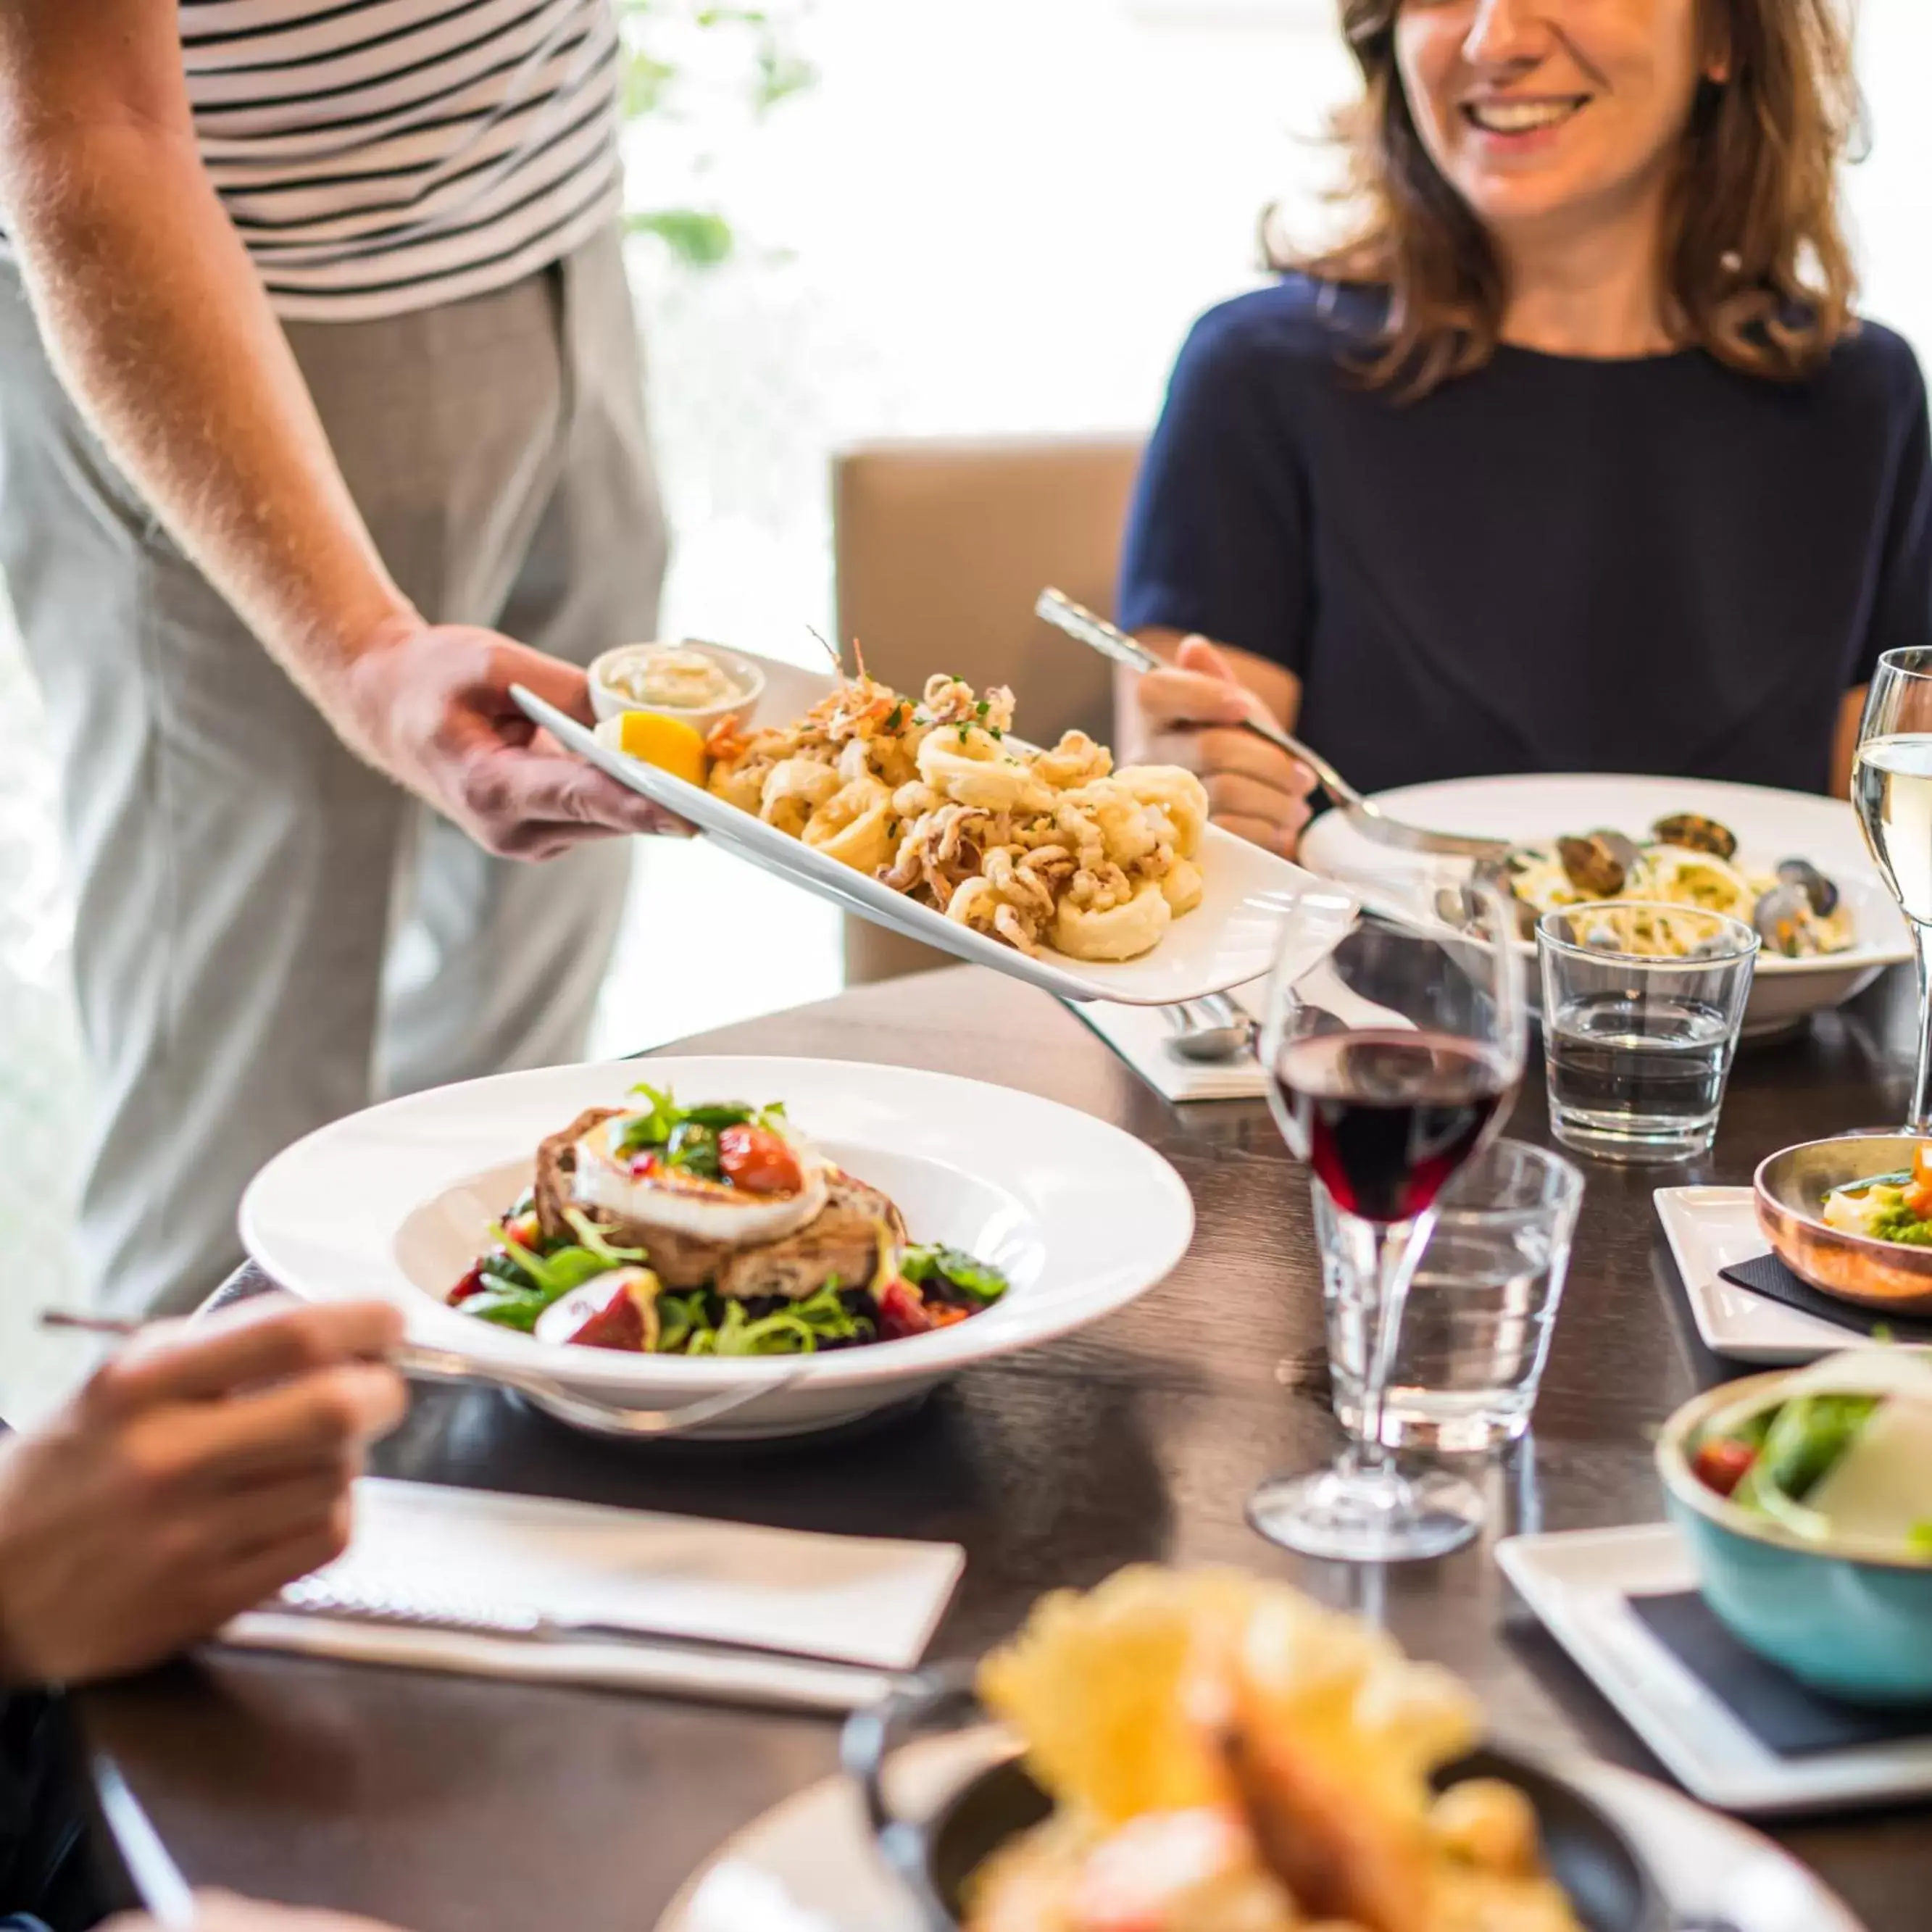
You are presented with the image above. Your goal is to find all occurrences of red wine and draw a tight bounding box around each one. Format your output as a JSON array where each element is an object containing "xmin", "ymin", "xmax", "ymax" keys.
[{"xmin": 1271, "ymin": 1029, "xmax": 1510, "ymax": 1224}]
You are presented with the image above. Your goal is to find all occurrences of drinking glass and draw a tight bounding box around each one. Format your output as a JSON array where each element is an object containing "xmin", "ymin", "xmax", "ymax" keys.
[
  {"xmin": 1253, "ymin": 878, "xmax": 1528, "ymax": 1562},
  {"xmin": 1537, "ymin": 903, "xmax": 1758, "ymax": 1163},
  {"xmin": 1854, "ymin": 648, "xmax": 1932, "ymax": 1131},
  {"xmin": 1319, "ymin": 1139, "xmax": 1582, "ymax": 1452}
]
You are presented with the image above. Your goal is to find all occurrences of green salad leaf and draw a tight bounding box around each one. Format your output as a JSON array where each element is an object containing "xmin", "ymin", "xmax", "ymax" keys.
[
  {"xmin": 486, "ymin": 1221, "xmax": 633, "ymax": 1307},
  {"xmin": 615, "ymin": 1083, "xmax": 788, "ymax": 1160},
  {"xmin": 1731, "ymin": 1393, "xmax": 1880, "ymax": 1536},
  {"xmin": 899, "ymin": 1244, "xmax": 1010, "ymax": 1302},
  {"xmin": 463, "ymin": 1288, "xmax": 547, "ymax": 1331}
]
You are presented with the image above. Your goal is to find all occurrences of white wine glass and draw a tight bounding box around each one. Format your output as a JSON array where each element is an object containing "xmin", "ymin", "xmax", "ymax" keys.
[
  {"xmin": 1853, "ymin": 649, "xmax": 1932, "ymax": 1133},
  {"xmin": 1252, "ymin": 875, "xmax": 1527, "ymax": 1562}
]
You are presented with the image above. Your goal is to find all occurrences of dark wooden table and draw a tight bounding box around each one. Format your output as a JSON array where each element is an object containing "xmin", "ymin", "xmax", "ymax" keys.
[{"xmin": 76, "ymin": 965, "xmax": 1932, "ymax": 1932}]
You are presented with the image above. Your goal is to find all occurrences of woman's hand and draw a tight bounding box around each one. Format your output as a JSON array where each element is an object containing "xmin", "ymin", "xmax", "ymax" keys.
[
  {"xmin": 1133, "ymin": 637, "xmax": 1317, "ymax": 860},
  {"xmin": 0, "ymin": 1299, "xmax": 407, "ymax": 1686}
]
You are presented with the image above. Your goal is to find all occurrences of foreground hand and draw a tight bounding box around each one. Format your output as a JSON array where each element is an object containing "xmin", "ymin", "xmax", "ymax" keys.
[
  {"xmin": 0, "ymin": 1300, "xmax": 407, "ymax": 1686},
  {"xmin": 1134, "ymin": 636, "xmax": 1317, "ymax": 860},
  {"xmin": 341, "ymin": 619, "xmax": 692, "ymax": 860},
  {"xmin": 104, "ymin": 1891, "xmax": 409, "ymax": 1932}
]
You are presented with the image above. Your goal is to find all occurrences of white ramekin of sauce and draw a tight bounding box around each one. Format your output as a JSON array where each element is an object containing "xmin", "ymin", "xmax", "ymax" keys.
[{"xmin": 587, "ymin": 641, "xmax": 767, "ymax": 738}]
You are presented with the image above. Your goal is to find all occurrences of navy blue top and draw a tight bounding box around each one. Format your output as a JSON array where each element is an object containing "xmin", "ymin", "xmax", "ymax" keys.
[{"xmin": 1117, "ymin": 277, "xmax": 1932, "ymax": 796}]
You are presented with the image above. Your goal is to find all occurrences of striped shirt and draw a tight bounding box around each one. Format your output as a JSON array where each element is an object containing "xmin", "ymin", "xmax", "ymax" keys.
[{"xmin": 180, "ymin": 0, "xmax": 623, "ymax": 321}]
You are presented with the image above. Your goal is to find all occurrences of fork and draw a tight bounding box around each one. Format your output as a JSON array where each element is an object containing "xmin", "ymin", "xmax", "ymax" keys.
[
  {"xmin": 1034, "ymin": 588, "xmax": 1510, "ymax": 861},
  {"xmin": 39, "ymin": 1312, "xmax": 803, "ymax": 1441}
]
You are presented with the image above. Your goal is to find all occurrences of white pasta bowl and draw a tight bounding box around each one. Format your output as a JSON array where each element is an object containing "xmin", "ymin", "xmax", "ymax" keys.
[
  {"xmin": 1300, "ymin": 773, "xmax": 1911, "ymax": 1037},
  {"xmin": 240, "ymin": 1056, "xmax": 1196, "ymax": 1441}
]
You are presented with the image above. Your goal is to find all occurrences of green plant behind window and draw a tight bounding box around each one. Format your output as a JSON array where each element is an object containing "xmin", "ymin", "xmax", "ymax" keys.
[{"xmin": 616, "ymin": 1, "xmax": 816, "ymax": 270}]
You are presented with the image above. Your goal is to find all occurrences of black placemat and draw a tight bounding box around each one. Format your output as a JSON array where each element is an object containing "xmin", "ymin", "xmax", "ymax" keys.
[
  {"xmin": 1716, "ymin": 1252, "xmax": 1932, "ymax": 1344},
  {"xmin": 1630, "ymin": 1591, "xmax": 1932, "ymax": 1756}
]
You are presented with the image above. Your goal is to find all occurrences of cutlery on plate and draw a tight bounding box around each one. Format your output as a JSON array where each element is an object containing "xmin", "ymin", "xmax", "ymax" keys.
[
  {"xmin": 93, "ymin": 1755, "xmax": 197, "ymax": 1931},
  {"xmin": 38, "ymin": 1312, "xmax": 804, "ymax": 1441},
  {"xmin": 1162, "ymin": 995, "xmax": 1255, "ymax": 1064},
  {"xmin": 1034, "ymin": 588, "xmax": 1510, "ymax": 861}
]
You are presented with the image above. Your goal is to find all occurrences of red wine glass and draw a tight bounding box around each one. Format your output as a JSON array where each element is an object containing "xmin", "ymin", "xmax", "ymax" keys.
[{"xmin": 1252, "ymin": 878, "xmax": 1527, "ymax": 1561}]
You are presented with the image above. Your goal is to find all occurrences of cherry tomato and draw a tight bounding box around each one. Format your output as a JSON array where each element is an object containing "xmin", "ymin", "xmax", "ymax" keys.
[
  {"xmin": 717, "ymin": 1125, "xmax": 803, "ymax": 1196},
  {"xmin": 876, "ymin": 1281, "xmax": 933, "ymax": 1340},
  {"xmin": 1692, "ymin": 1436, "xmax": 1757, "ymax": 1497},
  {"xmin": 449, "ymin": 1265, "xmax": 487, "ymax": 1305}
]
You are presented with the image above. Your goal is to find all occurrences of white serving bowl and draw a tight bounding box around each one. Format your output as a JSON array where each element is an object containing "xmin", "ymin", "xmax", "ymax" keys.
[
  {"xmin": 241, "ymin": 1056, "xmax": 1195, "ymax": 1441},
  {"xmin": 588, "ymin": 641, "xmax": 767, "ymax": 739},
  {"xmin": 1300, "ymin": 773, "xmax": 1910, "ymax": 1038}
]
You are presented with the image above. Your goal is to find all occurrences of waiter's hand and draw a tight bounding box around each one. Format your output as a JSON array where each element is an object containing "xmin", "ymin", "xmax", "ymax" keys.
[
  {"xmin": 0, "ymin": 1300, "xmax": 406, "ymax": 1686},
  {"xmin": 342, "ymin": 619, "xmax": 692, "ymax": 862},
  {"xmin": 1133, "ymin": 636, "xmax": 1317, "ymax": 860}
]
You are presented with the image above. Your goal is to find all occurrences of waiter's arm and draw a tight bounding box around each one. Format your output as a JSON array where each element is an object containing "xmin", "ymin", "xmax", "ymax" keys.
[{"xmin": 0, "ymin": 0, "xmax": 675, "ymax": 859}]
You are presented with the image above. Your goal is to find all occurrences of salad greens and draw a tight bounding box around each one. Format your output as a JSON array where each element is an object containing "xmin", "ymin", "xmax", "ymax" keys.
[
  {"xmin": 900, "ymin": 1244, "xmax": 1009, "ymax": 1303},
  {"xmin": 467, "ymin": 1207, "xmax": 648, "ymax": 1329},
  {"xmin": 1728, "ymin": 1394, "xmax": 1878, "ymax": 1535},
  {"xmin": 614, "ymin": 1082, "xmax": 788, "ymax": 1167},
  {"xmin": 682, "ymin": 1281, "xmax": 873, "ymax": 1355},
  {"xmin": 1688, "ymin": 1349, "xmax": 1932, "ymax": 1558}
]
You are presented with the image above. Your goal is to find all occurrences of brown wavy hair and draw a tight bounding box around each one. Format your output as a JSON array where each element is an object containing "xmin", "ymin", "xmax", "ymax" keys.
[{"xmin": 1284, "ymin": 0, "xmax": 1862, "ymax": 398}]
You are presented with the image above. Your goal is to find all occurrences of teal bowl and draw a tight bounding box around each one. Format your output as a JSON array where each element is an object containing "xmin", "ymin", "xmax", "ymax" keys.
[{"xmin": 1657, "ymin": 1373, "xmax": 1932, "ymax": 1707}]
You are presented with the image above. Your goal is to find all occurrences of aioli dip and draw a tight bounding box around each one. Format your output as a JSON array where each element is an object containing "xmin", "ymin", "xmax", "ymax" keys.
[{"xmin": 604, "ymin": 645, "xmax": 744, "ymax": 712}]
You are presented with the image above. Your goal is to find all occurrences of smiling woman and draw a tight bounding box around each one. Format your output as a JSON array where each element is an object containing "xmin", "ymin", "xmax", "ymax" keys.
[
  {"xmin": 1324, "ymin": 0, "xmax": 1857, "ymax": 384},
  {"xmin": 1116, "ymin": 0, "xmax": 1920, "ymax": 830}
]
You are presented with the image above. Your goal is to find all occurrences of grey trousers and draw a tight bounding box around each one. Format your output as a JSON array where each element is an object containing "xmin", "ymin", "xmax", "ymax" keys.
[{"xmin": 0, "ymin": 225, "xmax": 667, "ymax": 1316}]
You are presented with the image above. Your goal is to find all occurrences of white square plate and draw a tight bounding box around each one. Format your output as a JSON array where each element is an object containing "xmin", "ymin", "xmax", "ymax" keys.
[
  {"xmin": 1654, "ymin": 1186, "xmax": 1857, "ymax": 1364},
  {"xmin": 1499, "ymin": 1522, "xmax": 1932, "ymax": 1815},
  {"xmin": 512, "ymin": 675, "xmax": 1313, "ymax": 1007}
]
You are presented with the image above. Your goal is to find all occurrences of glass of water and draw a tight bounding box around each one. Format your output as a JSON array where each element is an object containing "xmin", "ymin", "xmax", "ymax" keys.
[
  {"xmin": 1537, "ymin": 903, "xmax": 1759, "ymax": 1163},
  {"xmin": 1320, "ymin": 1140, "xmax": 1583, "ymax": 1452}
]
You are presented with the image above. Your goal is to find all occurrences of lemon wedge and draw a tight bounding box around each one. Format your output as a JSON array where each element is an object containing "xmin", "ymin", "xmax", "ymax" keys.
[{"xmin": 616, "ymin": 709, "xmax": 707, "ymax": 786}]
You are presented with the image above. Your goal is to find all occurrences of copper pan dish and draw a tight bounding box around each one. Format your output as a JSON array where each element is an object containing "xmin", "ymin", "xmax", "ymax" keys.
[{"xmin": 1754, "ymin": 1133, "xmax": 1932, "ymax": 1314}]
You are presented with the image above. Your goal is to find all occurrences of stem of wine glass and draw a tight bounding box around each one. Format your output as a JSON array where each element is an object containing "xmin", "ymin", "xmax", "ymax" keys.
[
  {"xmin": 1910, "ymin": 921, "xmax": 1932, "ymax": 1136},
  {"xmin": 1337, "ymin": 1208, "xmax": 1425, "ymax": 1481}
]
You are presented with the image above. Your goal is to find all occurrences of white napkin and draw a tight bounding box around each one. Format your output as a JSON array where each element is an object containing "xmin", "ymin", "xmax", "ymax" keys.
[
  {"xmin": 219, "ymin": 1478, "xmax": 962, "ymax": 1710},
  {"xmin": 1071, "ymin": 988, "xmax": 1266, "ymax": 1103}
]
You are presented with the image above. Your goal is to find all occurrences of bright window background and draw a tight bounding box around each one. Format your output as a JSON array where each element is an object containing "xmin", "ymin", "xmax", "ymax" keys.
[{"xmin": 4, "ymin": 0, "xmax": 1931, "ymax": 1414}]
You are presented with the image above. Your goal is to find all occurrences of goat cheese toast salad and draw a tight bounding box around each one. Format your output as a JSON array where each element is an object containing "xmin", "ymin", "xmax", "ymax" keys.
[
  {"xmin": 446, "ymin": 1083, "xmax": 1011, "ymax": 1355},
  {"xmin": 1685, "ymin": 1348, "xmax": 1932, "ymax": 1558}
]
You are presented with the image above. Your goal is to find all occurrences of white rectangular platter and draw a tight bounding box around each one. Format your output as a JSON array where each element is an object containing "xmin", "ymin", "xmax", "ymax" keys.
[{"xmin": 514, "ymin": 657, "xmax": 1312, "ymax": 1007}]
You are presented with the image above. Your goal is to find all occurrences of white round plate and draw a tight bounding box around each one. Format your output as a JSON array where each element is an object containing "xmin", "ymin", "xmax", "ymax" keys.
[
  {"xmin": 240, "ymin": 1057, "xmax": 1194, "ymax": 1441},
  {"xmin": 656, "ymin": 1728, "xmax": 1865, "ymax": 1932},
  {"xmin": 1301, "ymin": 773, "xmax": 1909, "ymax": 1036}
]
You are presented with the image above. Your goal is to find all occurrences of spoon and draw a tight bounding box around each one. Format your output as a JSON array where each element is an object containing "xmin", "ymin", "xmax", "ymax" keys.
[
  {"xmin": 1034, "ymin": 589, "xmax": 1510, "ymax": 861},
  {"xmin": 1163, "ymin": 995, "xmax": 1255, "ymax": 1063}
]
